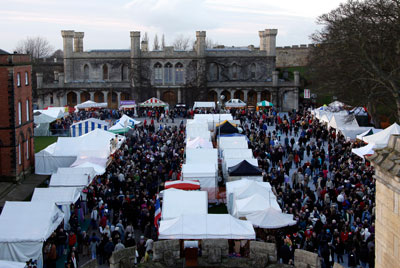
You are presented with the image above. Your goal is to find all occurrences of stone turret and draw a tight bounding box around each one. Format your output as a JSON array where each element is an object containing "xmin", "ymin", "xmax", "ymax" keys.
[
  {"xmin": 73, "ymin": 32, "xmax": 84, "ymax": 52},
  {"xmin": 130, "ymin": 31, "xmax": 141, "ymax": 58},
  {"xmin": 196, "ymin": 31, "xmax": 206, "ymax": 57},
  {"xmin": 259, "ymin": 29, "xmax": 278, "ymax": 56},
  {"xmin": 141, "ymin": 40, "xmax": 148, "ymax": 52},
  {"xmin": 61, "ymin": 30, "xmax": 74, "ymax": 83}
]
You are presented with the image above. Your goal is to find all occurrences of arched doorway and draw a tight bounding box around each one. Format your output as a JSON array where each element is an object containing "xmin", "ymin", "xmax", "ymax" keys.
[
  {"xmin": 221, "ymin": 90, "xmax": 231, "ymax": 102},
  {"xmin": 247, "ymin": 90, "xmax": 257, "ymax": 107},
  {"xmin": 207, "ymin": 90, "xmax": 217, "ymax": 103},
  {"xmin": 162, "ymin": 90, "xmax": 177, "ymax": 106},
  {"xmin": 67, "ymin": 92, "xmax": 77, "ymax": 107},
  {"xmin": 109, "ymin": 92, "xmax": 118, "ymax": 109},
  {"xmin": 94, "ymin": 91, "xmax": 104, "ymax": 103},
  {"xmin": 234, "ymin": 90, "xmax": 244, "ymax": 101},
  {"xmin": 261, "ymin": 90, "xmax": 271, "ymax": 102},
  {"xmin": 80, "ymin": 92, "xmax": 90, "ymax": 103}
]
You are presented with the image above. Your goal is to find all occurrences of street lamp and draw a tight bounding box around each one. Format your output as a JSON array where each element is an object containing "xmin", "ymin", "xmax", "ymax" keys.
[{"xmin": 218, "ymin": 95, "xmax": 225, "ymax": 156}]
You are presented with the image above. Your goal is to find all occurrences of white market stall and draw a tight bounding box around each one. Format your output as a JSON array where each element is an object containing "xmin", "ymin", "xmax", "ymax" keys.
[
  {"xmin": 161, "ymin": 190, "xmax": 208, "ymax": 220},
  {"xmin": 70, "ymin": 118, "xmax": 110, "ymax": 137},
  {"xmin": 159, "ymin": 214, "xmax": 255, "ymax": 240},
  {"xmin": 75, "ymin": 100, "xmax": 107, "ymax": 109},
  {"xmin": 186, "ymin": 127, "xmax": 211, "ymax": 141},
  {"xmin": 193, "ymin": 114, "xmax": 233, "ymax": 131},
  {"xmin": 351, "ymin": 143, "xmax": 376, "ymax": 158},
  {"xmin": 182, "ymin": 163, "xmax": 218, "ymax": 200},
  {"xmin": 109, "ymin": 114, "xmax": 141, "ymax": 133},
  {"xmin": 219, "ymin": 136, "xmax": 249, "ymax": 150},
  {"xmin": 0, "ymin": 202, "xmax": 64, "ymax": 264},
  {"xmin": 328, "ymin": 114, "xmax": 359, "ymax": 131},
  {"xmin": 246, "ymin": 208, "xmax": 296, "ymax": 229},
  {"xmin": 31, "ymin": 187, "xmax": 81, "ymax": 230},
  {"xmin": 0, "ymin": 260, "xmax": 26, "ymax": 268},
  {"xmin": 185, "ymin": 148, "xmax": 218, "ymax": 167},
  {"xmin": 193, "ymin": 101, "xmax": 216, "ymax": 109},
  {"xmin": 356, "ymin": 128, "xmax": 382, "ymax": 140},
  {"xmin": 55, "ymin": 167, "xmax": 96, "ymax": 181},
  {"xmin": 232, "ymin": 194, "xmax": 281, "ymax": 218},
  {"xmin": 33, "ymin": 108, "xmax": 65, "ymax": 136},
  {"xmin": 186, "ymin": 137, "xmax": 213, "ymax": 149},
  {"xmin": 139, "ymin": 97, "xmax": 168, "ymax": 107},
  {"xmin": 49, "ymin": 173, "xmax": 91, "ymax": 188},
  {"xmin": 222, "ymin": 149, "xmax": 254, "ymax": 160},
  {"xmin": 362, "ymin": 123, "xmax": 400, "ymax": 148},
  {"xmin": 225, "ymin": 99, "xmax": 247, "ymax": 108}
]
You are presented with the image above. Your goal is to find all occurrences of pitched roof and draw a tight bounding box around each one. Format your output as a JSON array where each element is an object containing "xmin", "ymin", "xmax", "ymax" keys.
[
  {"xmin": 0, "ymin": 49, "xmax": 10, "ymax": 55},
  {"xmin": 228, "ymin": 160, "xmax": 262, "ymax": 176}
]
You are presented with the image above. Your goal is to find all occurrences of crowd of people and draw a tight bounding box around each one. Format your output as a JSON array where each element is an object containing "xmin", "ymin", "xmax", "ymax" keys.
[{"xmin": 41, "ymin": 105, "xmax": 375, "ymax": 268}]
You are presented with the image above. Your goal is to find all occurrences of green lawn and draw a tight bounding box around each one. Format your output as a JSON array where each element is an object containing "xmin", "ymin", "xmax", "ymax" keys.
[{"xmin": 34, "ymin": 136, "xmax": 58, "ymax": 153}]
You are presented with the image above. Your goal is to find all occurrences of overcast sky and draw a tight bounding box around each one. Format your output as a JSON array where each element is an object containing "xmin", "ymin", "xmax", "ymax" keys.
[{"xmin": 1, "ymin": 0, "xmax": 345, "ymax": 53}]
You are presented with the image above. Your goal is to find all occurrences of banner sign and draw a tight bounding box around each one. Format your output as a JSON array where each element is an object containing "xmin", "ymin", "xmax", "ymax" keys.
[
  {"xmin": 120, "ymin": 100, "xmax": 136, "ymax": 105},
  {"xmin": 304, "ymin": 89, "xmax": 311, "ymax": 99}
]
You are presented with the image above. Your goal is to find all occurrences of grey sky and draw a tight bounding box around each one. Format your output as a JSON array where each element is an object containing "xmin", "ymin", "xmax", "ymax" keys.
[{"xmin": 0, "ymin": 0, "xmax": 345, "ymax": 52}]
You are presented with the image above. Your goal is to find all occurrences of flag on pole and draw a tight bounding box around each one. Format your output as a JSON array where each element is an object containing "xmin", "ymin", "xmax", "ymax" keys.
[{"xmin": 154, "ymin": 195, "xmax": 161, "ymax": 229}]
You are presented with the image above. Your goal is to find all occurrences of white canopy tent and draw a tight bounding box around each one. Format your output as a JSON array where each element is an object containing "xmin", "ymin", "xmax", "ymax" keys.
[
  {"xmin": 351, "ymin": 143, "xmax": 376, "ymax": 158},
  {"xmin": 56, "ymin": 167, "xmax": 96, "ymax": 180},
  {"xmin": 70, "ymin": 118, "xmax": 110, "ymax": 137},
  {"xmin": 219, "ymin": 138, "xmax": 248, "ymax": 150},
  {"xmin": 109, "ymin": 114, "xmax": 141, "ymax": 131},
  {"xmin": 31, "ymin": 187, "xmax": 81, "ymax": 230},
  {"xmin": 186, "ymin": 148, "xmax": 218, "ymax": 166},
  {"xmin": 0, "ymin": 260, "xmax": 26, "ymax": 268},
  {"xmin": 70, "ymin": 160, "xmax": 106, "ymax": 175},
  {"xmin": 223, "ymin": 149, "xmax": 254, "ymax": 159},
  {"xmin": 182, "ymin": 163, "xmax": 218, "ymax": 200},
  {"xmin": 356, "ymin": 128, "xmax": 382, "ymax": 140},
  {"xmin": 33, "ymin": 109, "xmax": 65, "ymax": 136},
  {"xmin": 362, "ymin": 123, "xmax": 400, "ymax": 148},
  {"xmin": 225, "ymin": 99, "xmax": 247, "ymax": 108},
  {"xmin": 49, "ymin": 173, "xmax": 91, "ymax": 188},
  {"xmin": 75, "ymin": 100, "xmax": 107, "ymax": 109},
  {"xmin": 186, "ymin": 128, "xmax": 211, "ymax": 141},
  {"xmin": 246, "ymin": 208, "xmax": 296, "ymax": 229},
  {"xmin": 0, "ymin": 202, "xmax": 64, "ymax": 264},
  {"xmin": 161, "ymin": 190, "xmax": 208, "ymax": 220},
  {"xmin": 232, "ymin": 194, "xmax": 281, "ymax": 218},
  {"xmin": 159, "ymin": 214, "xmax": 255, "ymax": 240},
  {"xmin": 193, "ymin": 102, "xmax": 216, "ymax": 109},
  {"xmin": 328, "ymin": 114, "xmax": 359, "ymax": 131},
  {"xmin": 193, "ymin": 114, "xmax": 233, "ymax": 131},
  {"xmin": 186, "ymin": 137, "xmax": 213, "ymax": 149},
  {"xmin": 35, "ymin": 129, "xmax": 125, "ymax": 175}
]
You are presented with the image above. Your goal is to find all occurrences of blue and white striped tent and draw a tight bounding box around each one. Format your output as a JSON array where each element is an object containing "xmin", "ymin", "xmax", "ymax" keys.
[{"xmin": 70, "ymin": 118, "xmax": 110, "ymax": 137}]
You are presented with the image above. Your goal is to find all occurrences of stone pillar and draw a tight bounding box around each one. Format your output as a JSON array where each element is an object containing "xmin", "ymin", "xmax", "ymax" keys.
[
  {"xmin": 58, "ymin": 73, "xmax": 65, "ymax": 87},
  {"xmin": 272, "ymin": 71, "xmax": 279, "ymax": 87},
  {"xmin": 89, "ymin": 92, "xmax": 95, "ymax": 101},
  {"xmin": 75, "ymin": 91, "xmax": 81, "ymax": 104},
  {"xmin": 36, "ymin": 73, "xmax": 43, "ymax": 89},
  {"xmin": 265, "ymin": 29, "xmax": 278, "ymax": 56},
  {"xmin": 196, "ymin": 31, "xmax": 206, "ymax": 57},
  {"xmin": 156, "ymin": 89, "xmax": 161, "ymax": 99},
  {"xmin": 294, "ymin": 88, "xmax": 299, "ymax": 111},
  {"xmin": 216, "ymin": 90, "xmax": 221, "ymax": 102},
  {"xmin": 230, "ymin": 89, "xmax": 236, "ymax": 99},
  {"xmin": 257, "ymin": 91, "xmax": 261, "ymax": 102},
  {"xmin": 61, "ymin": 30, "xmax": 74, "ymax": 83},
  {"xmin": 141, "ymin": 40, "xmax": 148, "ymax": 52},
  {"xmin": 73, "ymin": 32, "xmax": 84, "ymax": 52},
  {"xmin": 244, "ymin": 90, "xmax": 248, "ymax": 102},
  {"xmin": 117, "ymin": 92, "xmax": 121, "ymax": 108},
  {"xmin": 130, "ymin": 31, "xmax": 141, "ymax": 59},
  {"xmin": 259, "ymin": 30, "xmax": 266, "ymax": 51},
  {"xmin": 102, "ymin": 91, "xmax": 108, "ymax": 104},
  {"xmin": 178, "ymin": 88, "xmax": 182, "ymax": 103},
  {"xmin": 271, "ymin": 89, "xmax": 279, "ymax": 108},
  {"xmin": 294, "ymin": 71, "xmax": 300, "ymax": 86},
  {"xmin": 53, "ymin": 92, "xmax": 59, "ymax": 106}
]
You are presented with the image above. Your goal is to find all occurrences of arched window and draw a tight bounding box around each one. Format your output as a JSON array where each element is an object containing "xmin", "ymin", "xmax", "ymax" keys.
[
  {"xmin": 209, "ymin": 63, "xmax": 219, "ymax": 81},
  {"xmin": 84, "ymin": 64, "xmax": 89, "ymax": 80},
  {"xmin": 121, "ymin": 65, "xmax": 128, "ymax": 81},
  {"xmin": 231, "ymin": 63, "xmax": 238, "ymax": 80},
  {"xmin": 26, "ymin": 99, "xmax": 29, "ymax": 121},
  {"xmin": 164, "ymin": 62, "xmax": 173, "ymax": 83},
  {"xmin": 154, "ymin": 62, "xmax": 162, "ymax": 84},
  {"xmin": 102, "ymin": 64, "xmax": 108, "ymax": 80},
  {"xmin": 175, "ymin": 63, "xmax": 184, "ymax": 84},
  {"xmin": 250, "ymin": 63, "xmax": 256, "ymax": 79},
  {"xmin": 25, "ymin": 71, "xmax": 29, "ymax": 85},
  {"xmin": 18, "ymin": 102, "xmax": 22, "ymax": 125}
]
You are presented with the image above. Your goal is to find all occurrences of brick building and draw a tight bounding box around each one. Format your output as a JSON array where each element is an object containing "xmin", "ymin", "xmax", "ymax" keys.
[{"xmin": 0, "ymin": 49, "xmax": 34, "ymax": 182}]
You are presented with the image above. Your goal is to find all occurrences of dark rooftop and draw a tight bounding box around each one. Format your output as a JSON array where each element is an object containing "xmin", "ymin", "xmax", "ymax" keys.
[{"xmin": 0, "ymin": 49, "xmax": 10, "ymax": 55}]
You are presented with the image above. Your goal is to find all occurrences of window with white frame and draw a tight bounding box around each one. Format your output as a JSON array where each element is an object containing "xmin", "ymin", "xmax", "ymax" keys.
[
  {"xmin": 18, "ymin": 102, "xmax": 22, "ymax": 125},
  {"xmin": 26, "ymin": 99, "xmax": 29, "ymax": 121},
  {"xmin": 18, "ymin": 143, "xmax": 21, "ymax": 165},
  {"xmin": 26, "ymin": 139, "xmax": 29, "ymax": 160},
  {"xmin": 17, "ymin": 73, "xmax": 21, "ymax": 87},
  {"xmin": 164, "ymin": 62, "xmax": 173, "ymax": 83},
  {"xmin": 25, "ymin": 71, "xmax": 29, "ymax": 85},
  {"xmin": 175, "ymin": 63, "xmax": 184, "ymax": 84},
  {"xmin": 154, "ymin": 62, "xmax": 163, "ymax": 84}
]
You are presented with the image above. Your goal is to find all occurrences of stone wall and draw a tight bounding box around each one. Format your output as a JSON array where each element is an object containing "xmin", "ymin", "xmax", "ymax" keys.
[
  {"xmin": 109, "ymin": 246, "xmax": 137, "ymax": 268},
  {"xmin": 249, "ymin": 241, "xmax": 277, "ymax": 267},
  {"xmin": 202, "ymin": 239, "xmax": 229, "ymax": 264},
  {"xmin": 80, "ymin": 259, "xmax": 98, "ymax": 268},
  {"xmin": 276, "ymin": 45, "xmax": 311, "ymax": 68},
  {"xmin": 368, "ymin": 134, "xmax": 400, "ymax": 268},
  {"xmin": 294, "ymin": 249, "xmax": 321, "ymax": 268},
  {"xmin": 153, "ymin": 240, "xmax": 181, "ymax": 267}
]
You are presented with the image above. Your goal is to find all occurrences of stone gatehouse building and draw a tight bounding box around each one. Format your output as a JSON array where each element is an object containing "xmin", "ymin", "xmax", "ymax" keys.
[{"xmin": 35, "ymin": 29, "xmax": 300, "ymax": 110}]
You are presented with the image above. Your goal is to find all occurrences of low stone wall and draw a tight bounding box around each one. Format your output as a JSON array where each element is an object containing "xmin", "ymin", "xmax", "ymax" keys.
[
  {"xmin": 294, "ymin": 249, "xmax": 321, "ymax": 268},
  {"xmin": 249, "ymin": 241, "xmax": 277, "ymax": 267},
  {"xmin": 109, "ymin": 246, "xmax": 137, "ymax": 268},
  {"xmin": 80, "ymin": 259, "xmax": 98, "ymax": 268},
  {"xmin": 202, "ymin": 239, "xmax": 229, "ymax": 264},
  {"xmin": 153, "ymin": 240, "xmax": 180, "ymax": 267}
]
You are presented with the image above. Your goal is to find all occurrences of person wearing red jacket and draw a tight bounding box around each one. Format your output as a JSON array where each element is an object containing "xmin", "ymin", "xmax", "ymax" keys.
[{"xmin": 68, "ymin": 231, "xmax": 77, "ymax": 251}]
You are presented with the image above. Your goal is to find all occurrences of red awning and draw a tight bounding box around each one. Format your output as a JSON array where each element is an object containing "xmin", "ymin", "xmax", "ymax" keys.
[{"xmin": 165, "ymin": 180, "xmax": 201, "ymax": 191}]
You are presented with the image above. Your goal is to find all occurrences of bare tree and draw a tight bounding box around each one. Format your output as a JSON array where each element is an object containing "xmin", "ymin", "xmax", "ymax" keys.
[
  {"xmin": 173, "ymin": 34, "xmax": 192, "ymax": 51},
  {"xmin": 143, "ymin": 32, "xmax": 149, "ymax": 43},
  {"xmin": 161, "ymin": 34, "xmax": 166, "ymax": 50},
  {"xmin": 206, "ymin": 38, "xmax": 219, "ymax": 49},
  {"xmin": 153, "ymin": 34, "xmax": 160, "ymax": 51},
  {"xmin": 15, "ymin": 36, "xmax": 54, "ymax": 59}
]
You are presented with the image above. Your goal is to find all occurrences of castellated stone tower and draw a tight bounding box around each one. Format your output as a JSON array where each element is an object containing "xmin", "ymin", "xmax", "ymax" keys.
[{"xmin": 259, "ymin": 29, "xmax": 278, "ymax": 56}]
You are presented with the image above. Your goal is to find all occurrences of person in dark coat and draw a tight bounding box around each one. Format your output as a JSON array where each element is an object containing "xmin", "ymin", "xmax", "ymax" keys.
[{"xmin": 348, "ymin": 247, "xmax": 358, "ymax": 268}]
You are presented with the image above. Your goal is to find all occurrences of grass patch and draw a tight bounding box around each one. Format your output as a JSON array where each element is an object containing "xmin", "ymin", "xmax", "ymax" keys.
[
  {"xmin": 209, "ymin": 203, "xmax": 228, "ymax": 214},
  {"xmin": 34, "ymin": 136, "xmax": 58, "ymax": 153}
]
